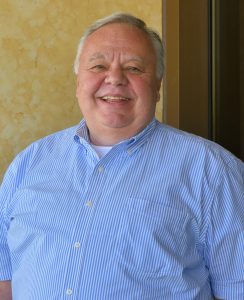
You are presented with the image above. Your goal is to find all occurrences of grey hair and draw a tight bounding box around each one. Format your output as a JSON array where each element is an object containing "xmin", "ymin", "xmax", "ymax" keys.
[{"xmin": 73, "ymin": 12, "xmax": 164, "ymax": 79}]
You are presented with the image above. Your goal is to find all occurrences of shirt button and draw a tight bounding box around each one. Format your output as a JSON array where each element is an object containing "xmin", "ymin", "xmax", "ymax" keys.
[
  {"xmin": 98, "ymin": 165, "xmax": 104, "ymax": 173},
  {"xmin": 74, "ymin": 242, "xmax": 81, "ymax": 248},
  {"xmin": 66, "ymin": 288, "xmax": 73, "ymax": 295},
  {"xmin": 85, "ymin": 201, "xmax": 93, "ymax": 207}
]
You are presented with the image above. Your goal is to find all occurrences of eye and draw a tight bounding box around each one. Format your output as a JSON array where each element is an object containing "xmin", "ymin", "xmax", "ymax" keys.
[
  {"xmin": 90, "ymin": 65, "xmax": 107, "ymax": 72},
  {"xmin": 126, "ymin": 66, "xmax": 143, "ymax": 74}
]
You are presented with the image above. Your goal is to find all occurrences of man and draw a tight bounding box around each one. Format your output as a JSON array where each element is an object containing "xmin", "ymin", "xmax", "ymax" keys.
[{"xmin": 0, "ymin": 12, "xmax": 243, "ymax": 300}]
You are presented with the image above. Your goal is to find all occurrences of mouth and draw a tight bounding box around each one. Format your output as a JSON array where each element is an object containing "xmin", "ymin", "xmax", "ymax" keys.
[{"xmin": 99, "ymin": 96, "xmax": 130, "ymax": 103}]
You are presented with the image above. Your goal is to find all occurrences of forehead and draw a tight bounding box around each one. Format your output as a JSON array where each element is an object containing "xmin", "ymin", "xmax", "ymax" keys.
[{"xmin": 81, "ymin": 23, "xmax": 155, "ymax": 59}]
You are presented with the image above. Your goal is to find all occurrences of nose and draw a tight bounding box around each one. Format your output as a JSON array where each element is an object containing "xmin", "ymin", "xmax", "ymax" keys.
[{"xmin": 104, "ymin": 67, "xmax": 128, "ymax": 86}]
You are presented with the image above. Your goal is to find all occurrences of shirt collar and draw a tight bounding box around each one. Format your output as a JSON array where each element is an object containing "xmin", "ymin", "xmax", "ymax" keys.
[
  {"xmin": 74, "ymin": 118, "xmax": 158, "ymax": 154},
  {"xmin": 74, "ymin": 119, "xmax": 90, "ymax": 144}
]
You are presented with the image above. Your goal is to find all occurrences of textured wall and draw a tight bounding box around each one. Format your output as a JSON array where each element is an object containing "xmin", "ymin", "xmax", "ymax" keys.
[{"xmin": 0, "ymin": 0, "xmax": 162, "ymax": 180}]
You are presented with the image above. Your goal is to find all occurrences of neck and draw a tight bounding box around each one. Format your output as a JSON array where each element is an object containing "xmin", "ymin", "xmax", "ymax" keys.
[
  {"xmin": 87, "ymin": 124, "xmax": 146, "ymax": 146},
  {"xmin": 85, "ymin": 118, "xmax": 154, "ymax": 146},
  {"xmin": 88, "ymin": 128, "xmax": 132, "ymax": 146}
]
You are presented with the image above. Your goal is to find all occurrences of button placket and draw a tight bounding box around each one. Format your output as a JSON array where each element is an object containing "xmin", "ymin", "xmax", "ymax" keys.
[{"xmin": 63, "ymin": 161, "xmax": 108, "ymax": 297}]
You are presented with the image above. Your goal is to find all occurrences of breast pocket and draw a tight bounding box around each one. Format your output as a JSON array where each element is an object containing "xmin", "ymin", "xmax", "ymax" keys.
[{"xmin": 113, "ymin": 198, "xmax": 199, "ymax": 278}]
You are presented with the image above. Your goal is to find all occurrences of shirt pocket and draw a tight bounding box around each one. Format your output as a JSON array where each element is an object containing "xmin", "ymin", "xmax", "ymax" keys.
[{"xmin": 112, "ymin": 197, "xmax": 198, "ymax": 278}]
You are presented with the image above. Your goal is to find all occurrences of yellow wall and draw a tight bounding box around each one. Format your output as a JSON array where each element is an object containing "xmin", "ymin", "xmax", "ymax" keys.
[{"xmin": 0, "ymin": 0, "xmax": 162, "ymax": 180}]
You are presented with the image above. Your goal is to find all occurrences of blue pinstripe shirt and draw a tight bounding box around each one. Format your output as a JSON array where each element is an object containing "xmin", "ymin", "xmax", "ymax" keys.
[{"xmin": 1, "ymin": 119, "xmax": 244, "ymax": 299}]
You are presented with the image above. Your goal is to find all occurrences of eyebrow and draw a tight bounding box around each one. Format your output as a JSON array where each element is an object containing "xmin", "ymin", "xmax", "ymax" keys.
[
  {"xmin": 88, "ymin": 53, "xmax": 106, "ymax": 62},
  {"xmin": 125, "ymin": 57, "xmax": 144, "ymax": 63},
  {"xmin": 88, "ymin": 53, "xmax": 145, "ymax": 64}
]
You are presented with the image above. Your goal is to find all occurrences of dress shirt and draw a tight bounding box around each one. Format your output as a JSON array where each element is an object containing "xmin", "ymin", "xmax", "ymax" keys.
[{"xmin": 0, "ymin": 119, "xmax": 244, "ymax": 299}]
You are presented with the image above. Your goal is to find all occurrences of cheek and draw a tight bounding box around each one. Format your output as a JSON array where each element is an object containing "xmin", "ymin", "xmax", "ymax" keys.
[
  {"xmin": 132, "ymin": 79, "xmax": 158, "ymax": 101},
  {"xmin": 76, "ymin": 74, "xmax": 104, "ymax": 97}
]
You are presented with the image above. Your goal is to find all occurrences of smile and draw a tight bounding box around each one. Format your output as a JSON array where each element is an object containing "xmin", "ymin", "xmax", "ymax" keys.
[{"xmin": 99, "ymin": 96, "xmax": 130, "ymax": 102}]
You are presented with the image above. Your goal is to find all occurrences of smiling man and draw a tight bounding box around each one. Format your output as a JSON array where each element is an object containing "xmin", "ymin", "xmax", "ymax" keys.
[
  {"xmin": 0, "ymin": 13, "xmax": 244, "ymax": 300},
  {"xmin": 75, "ymin": 21, "xmax": 161, "ymax": 146}
]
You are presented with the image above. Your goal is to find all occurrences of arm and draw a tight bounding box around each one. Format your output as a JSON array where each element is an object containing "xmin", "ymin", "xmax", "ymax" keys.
[
  {"xmin": 207, "ymin": 153, "xmax": 244, "ymax": 300},
  {"xmin": 0, "ymin": 281, "xmax": 12, "ymax": 300}
]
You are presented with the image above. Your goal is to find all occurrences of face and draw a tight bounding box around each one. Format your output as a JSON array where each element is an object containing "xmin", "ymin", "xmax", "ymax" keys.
[{"xmin": 76, "ymin": 23, "xmax": 162, "ymax": 145}]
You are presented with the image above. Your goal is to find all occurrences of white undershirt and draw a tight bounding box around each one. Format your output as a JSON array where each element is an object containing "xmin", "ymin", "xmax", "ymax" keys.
[{"xmin": 91, "ymin": 144, "xmax": 113, "ymax": 158}]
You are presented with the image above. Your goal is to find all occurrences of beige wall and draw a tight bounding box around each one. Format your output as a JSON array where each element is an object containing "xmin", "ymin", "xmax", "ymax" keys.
[{"xmin": 0, "ymin": 0, "xmax": 162, "ymax": 180}]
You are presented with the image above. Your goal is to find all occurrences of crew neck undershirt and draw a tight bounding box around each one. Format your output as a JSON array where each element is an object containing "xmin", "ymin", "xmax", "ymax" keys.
[{"xmin": 91, "ymin": 144, "xmax": 113, "ymax": 158}]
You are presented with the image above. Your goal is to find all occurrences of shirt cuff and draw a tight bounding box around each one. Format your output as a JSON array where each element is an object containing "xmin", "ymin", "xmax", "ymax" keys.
[
  {"xmin": 0, "ymin": 249, "xmax": 12, "ymax": 280},
  {"xmin": 212, "ymin": 281, "xmax": 244, "ymax": 299}
]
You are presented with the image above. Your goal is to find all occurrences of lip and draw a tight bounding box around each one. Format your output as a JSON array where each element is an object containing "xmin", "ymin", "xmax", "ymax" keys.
[{"xmin": 97, "ymin": 94, "xmax": 131, "ymax": 103}]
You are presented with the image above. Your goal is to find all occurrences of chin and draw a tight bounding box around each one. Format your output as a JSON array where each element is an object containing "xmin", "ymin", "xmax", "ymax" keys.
[{"xmin": 101, "ymin": 116, "xmax": 132, "ymax": 128}]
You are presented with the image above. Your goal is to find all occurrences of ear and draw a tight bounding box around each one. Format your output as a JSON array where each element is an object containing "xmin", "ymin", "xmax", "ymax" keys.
[
  {"xmin": 76, "ymin": 77, "xmax": 80, "ymax": 98},
  {"xmin": 156, "ymin": 79, "xmax": 162, "ymax": 102},
  {"xmin": 156, "ymin": 91, "xmax": 160, "ymax": 102},
  {"xmin": 157, "ymin": 78, "xmax": 162, "ymax": 90}
]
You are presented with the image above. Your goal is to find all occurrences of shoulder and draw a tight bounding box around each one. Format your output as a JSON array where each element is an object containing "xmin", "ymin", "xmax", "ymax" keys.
[
  {"xmin": 27, "ymin": 125, "xmax": 78, "ymax": 152},
  {"xmin": 14, "ymin": 125, "xmax": 77, "ymax": 164},
  {"xmin": 0, "ymin": 124, "xmax": 79, "ymax": 189},
  {"xmin": 152, "ymin": 120, "xmax": 244, "ymax": 175}
]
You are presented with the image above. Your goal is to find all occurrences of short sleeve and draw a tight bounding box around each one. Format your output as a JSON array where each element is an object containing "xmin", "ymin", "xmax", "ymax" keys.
[
  {"xmin": 0, "ymin": 147, "xmax": 33, "ymax": 280},
  {"xmin": 206, "ymin": 155, "xmax": 244, "ymax": 298},
  {"xmin": 0, "ymin": 163, "xmax": 16, "ymax": 280}
]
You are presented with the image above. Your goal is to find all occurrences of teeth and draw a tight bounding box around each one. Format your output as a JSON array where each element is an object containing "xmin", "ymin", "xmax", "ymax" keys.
[{"xmin": 101, "ymin": 96, "xmax": 129, "ymax": 101}]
